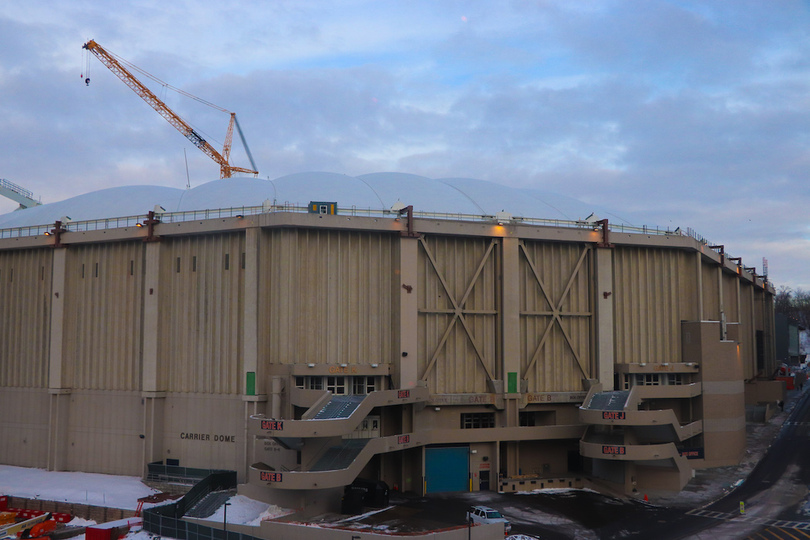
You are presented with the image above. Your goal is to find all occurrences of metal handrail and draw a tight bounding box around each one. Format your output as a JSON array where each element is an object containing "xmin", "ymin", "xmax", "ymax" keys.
[
  {"xmin": 0, "ymin": 178, "xmax": 35, "ymax": 199},
  {"xmin": 0, "ymin": 203, "xmax": 758, "ymax": 281},
  {"xmin": 0, "ymin": 203, "xmax": 692, "ymax": 239}
]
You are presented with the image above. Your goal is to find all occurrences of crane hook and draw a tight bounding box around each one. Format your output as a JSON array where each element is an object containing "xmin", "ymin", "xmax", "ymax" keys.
[{"xmin": 85, "ymin": 77, "xmax": 90, "ymax": 86}]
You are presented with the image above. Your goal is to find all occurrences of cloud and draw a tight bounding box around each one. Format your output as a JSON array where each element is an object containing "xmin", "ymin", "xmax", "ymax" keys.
[{"xmin": 1, "ymin": 0, "xmax": 809, "ymax": 286}]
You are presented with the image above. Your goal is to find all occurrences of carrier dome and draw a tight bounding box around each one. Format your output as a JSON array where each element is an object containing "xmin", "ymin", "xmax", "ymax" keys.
[{"xmin": 0, "ymin": 172, "xmax": 636, "ymax": 228}]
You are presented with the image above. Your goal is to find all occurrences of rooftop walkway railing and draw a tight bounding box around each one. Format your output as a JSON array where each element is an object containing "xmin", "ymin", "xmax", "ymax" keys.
[
  {"xmin": 0, "ymin": 202, "xmax": 771, "ymax": 288},
  {"xmin": 0, "ymin": 201, "xmax": 707, "ymax": 242}
]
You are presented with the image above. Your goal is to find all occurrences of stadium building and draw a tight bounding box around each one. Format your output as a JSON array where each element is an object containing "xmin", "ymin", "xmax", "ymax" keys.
[{"xmin": 0, "ymin": 173, "xmax": 778, "ymax": 511}]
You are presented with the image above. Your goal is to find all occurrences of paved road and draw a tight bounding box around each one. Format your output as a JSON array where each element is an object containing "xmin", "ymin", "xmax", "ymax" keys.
[
  {"xmin": 595, "ymin": 388, "xmax": 810, "ymax": 539},
  {"xmin": 334, "ymin": 390, "xmax": 810, "ymax": 538}
]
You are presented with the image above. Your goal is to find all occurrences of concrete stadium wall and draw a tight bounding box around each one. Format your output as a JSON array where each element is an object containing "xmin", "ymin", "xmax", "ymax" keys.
[
  {"xmin": 258, "ymin": 228, "xmax": 396, "ymax": 372},
  {"xmin": 62, "ymin": 242, "xmax": 144, "ymax": 392},
  {"xmin": 65, "ymin": 390, "xmax": 143, "ymax": 475},
  {"xmin": 0, "ymin": 388, "xmax": 49, "ymax": 468},
  {"xmin": 159, "ymin": 234, "xmax": 245, "ymax": 395},
  {"xmin": 0, "ymin": 248, "xmax": 52, "ymax": 388},
  {"xmin": 612, "ymin": 247, "xmax": 698, "ymax": 366},
  {"xmin": 0, "ymin": 211, "xmax": 777, "ymax": 488}
]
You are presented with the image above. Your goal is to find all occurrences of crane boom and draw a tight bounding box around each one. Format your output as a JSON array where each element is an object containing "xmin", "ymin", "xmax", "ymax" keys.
[{"xmin": 82, "ymin": 40, "xmax": 258, "ymax": 179}]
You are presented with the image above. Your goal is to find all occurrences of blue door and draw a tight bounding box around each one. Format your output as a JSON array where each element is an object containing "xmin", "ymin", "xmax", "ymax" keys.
[{"xmin": 425, "ymin": 446, "xmax": 469, "ymax": 493}]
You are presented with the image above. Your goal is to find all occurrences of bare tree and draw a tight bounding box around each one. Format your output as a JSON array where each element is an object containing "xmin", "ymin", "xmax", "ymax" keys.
[{"xmin": 777, "ymin": 286, "xmax": 810, "ymax": 329}]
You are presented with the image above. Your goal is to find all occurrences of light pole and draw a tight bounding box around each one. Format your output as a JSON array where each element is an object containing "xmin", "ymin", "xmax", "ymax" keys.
[{"xmin": 223, "ymin": 502, "xmax": 231, "ymax": 536}]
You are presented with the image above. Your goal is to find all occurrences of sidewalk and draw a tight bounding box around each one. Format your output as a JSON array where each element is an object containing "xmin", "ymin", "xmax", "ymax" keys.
[{"xmin": 645, "ymin": 386, "xmax": 802, "ymax": 508}]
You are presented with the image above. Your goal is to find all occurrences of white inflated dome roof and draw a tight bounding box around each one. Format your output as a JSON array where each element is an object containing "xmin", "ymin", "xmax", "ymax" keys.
[{"xmin": 0, "ymin": 172, "xmax": 636, "ymax": 228}]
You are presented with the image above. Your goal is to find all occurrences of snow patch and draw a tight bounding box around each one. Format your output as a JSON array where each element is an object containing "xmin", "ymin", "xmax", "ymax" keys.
[{"xmin": 0, "ymin": 465, "xmax": 157, "ymax": 510}]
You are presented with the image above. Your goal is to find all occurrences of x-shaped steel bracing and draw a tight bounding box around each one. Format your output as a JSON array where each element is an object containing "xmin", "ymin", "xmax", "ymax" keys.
[
  {"xmin": 520, "ymin": 244, "xmax": 591, "ymax": 380},
  {"xmin": 419, "ymin": 238, "xmax": 497, "ymax": 383}
]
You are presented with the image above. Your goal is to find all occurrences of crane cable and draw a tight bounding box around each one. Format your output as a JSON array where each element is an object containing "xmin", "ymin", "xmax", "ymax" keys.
[
  {"xmin": 102, "ymin": 47, "xmax": 229, "ymax": 113},
  {"xmin": 94, "ymin": 44, "xmax": 229, "ymax": 150},
  {"xmin": 81, "ymin": 43, "xmax": 91, "ymax": 85}
]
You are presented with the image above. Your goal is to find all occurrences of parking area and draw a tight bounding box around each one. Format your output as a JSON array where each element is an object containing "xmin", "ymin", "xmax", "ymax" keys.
[{"xmin": 291, "ymin": 488, "xmax": 648, "ymax": 539}]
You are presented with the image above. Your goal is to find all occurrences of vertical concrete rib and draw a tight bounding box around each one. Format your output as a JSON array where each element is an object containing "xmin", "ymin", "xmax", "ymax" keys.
[
  {"xmin": 140, "ymin": 241, "xmax": 165, "ymax": 470},
  {"xmin": 142, "ymin": 242, "xmax": 161, "ymax": 393},
  {"xmin": 595, "ymin": 247, "xmax": 614, "ymax": 389},
  {"xmin": 501, "ymin": 237, "xmax": 520, "ymax": 398},
  {"xmin": 399, "ymin": 237, "xmax": 418, "ymax": 389},
  {"xmin": 243, "ymin": 227, "xmax": 260, "ymax": 394},
  {"xmin": 47, "ymin": 248, "xmax": 69, "ymax": 471}
]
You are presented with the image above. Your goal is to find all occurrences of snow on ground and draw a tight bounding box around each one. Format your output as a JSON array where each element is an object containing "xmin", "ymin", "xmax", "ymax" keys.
[
  {"xmin": 0, "ymin": 465, "xmax": 292, "ymax": 528},
  {"xmin": 245, "ymin": 504, "xmax": 295, "ymax": 526},
  {"xmin": 0, "ymin": 465, "xmax": 156, "ymax": 510},
  {"xmin": 205, "ymin": 494, "xmax": 292, "ymax": 526},
  {"xmin": 513, "ymin": 487, "xmax": 599, "ymax": 496},
  {"xmin": 67, "ymin": 518, "xmax": 97, "ymax": 527}
]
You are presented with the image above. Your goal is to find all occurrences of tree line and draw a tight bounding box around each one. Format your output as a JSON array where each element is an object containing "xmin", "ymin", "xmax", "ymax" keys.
[{"xmin": 776, "ymin": 287, "xmax": 810, "ymax": 328}]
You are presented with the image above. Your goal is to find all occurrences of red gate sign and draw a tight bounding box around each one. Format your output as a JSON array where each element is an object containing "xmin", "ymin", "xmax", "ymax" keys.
[
  {"xmin": 261, "ymin": 420, "xmax": 283, "ymax": 431},
  {"xmin": 398, "ymin": 435, "xmax": 410, "ymax": 444},
  {"xmin": 602, "ymin": 445, "xmax": 626, "ymax": 455},
  {"xmin": 602, "ymin": 411, "xmax": 626, "ymax": 420},
  {"xmin": 398, "ymin": 390, "xmax": 410, "ymax": 398},
  {"xmin": 260, "ymin": 471, "xmax": 283, "ymax": 482}
]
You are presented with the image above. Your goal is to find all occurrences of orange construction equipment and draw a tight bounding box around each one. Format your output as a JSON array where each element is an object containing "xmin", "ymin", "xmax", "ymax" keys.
[
  {"xmin": 82, "ymin": 39, "xmax": 258, "ymax": 179},
  {"xmin": 19, "ymin": 518, "xmax": 57, "ymax": 539},
  {"xmin": 0, "ymin": 513, "xmax": 51, "ymax": 539}
]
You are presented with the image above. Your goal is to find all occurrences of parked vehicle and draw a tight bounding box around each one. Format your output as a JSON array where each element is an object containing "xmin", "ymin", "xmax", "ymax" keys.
[{"xmin": 466, "ymin": 505, "xmax": 511, "ymax": 533}]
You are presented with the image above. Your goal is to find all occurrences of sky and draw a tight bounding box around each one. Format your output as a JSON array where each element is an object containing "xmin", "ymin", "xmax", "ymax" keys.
[{"xmin": 1, "ymin": 1, "xmax": 809, "ymax": 288}]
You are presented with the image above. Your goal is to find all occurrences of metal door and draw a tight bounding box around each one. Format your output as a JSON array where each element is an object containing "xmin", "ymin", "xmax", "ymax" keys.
[{"xmin": 425, "ymin": 446, "xmax": 469, "ymax": 493}]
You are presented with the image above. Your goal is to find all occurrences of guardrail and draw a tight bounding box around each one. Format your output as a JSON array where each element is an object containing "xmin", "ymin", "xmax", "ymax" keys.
[
  {"xmin": 0, "ymin": 202, "xmax": 695, "ymax": 239},
  {"xmin": 0, "ymin": 178, "xmax": 35, "ymax": 200},
  {"xmin": 0, "ymin": 203, "xmax": 764, "ymax": 284},
  {"xmin": 142, "ymin": 471, "xmax": 255, "ymax": 540},
  {"xmin": 147, "ymin": 461, "xmax": 232, "ymax": 486}
]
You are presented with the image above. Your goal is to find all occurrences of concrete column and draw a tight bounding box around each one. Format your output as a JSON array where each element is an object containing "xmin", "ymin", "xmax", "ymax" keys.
[
  {"xmin": 242, "ymin": 227, "xmax": 268, "ymax": 483},
  {"xmin": 47, "ymin": 392, "xmax": 70, "ymax": 471},
  {"xmin": 47, "ymin": 248, "xmax": 69, "ymax": 471},
  {"xmin": 695, "ymin": 252, "xmax": 704, "ymax": 320},
  {"xmin": 398, "ymin": 237, "xmax": 418, "ymax": 389},
  {"xmin": 750, "ymin": 285, "xmax": 757, "ymax": 372},
  {"xmin": 684, "ymin": 321, "xmax": 745, "ymax": 467},
  {"xmin": 243, "ymin": 227, "xmax": 261, "ymax": 396},
  {"xmin": 505, "ymin": 441, "xmax": 519, "ymax": 476},
  {"xmin": 48, "ymin": 249, "xmax": 67, "ymax": 389},
  {"xmin": 735, "ymin": 278, "xmax": 742, "ymax": 325},
  {"xmin": 140, "ymin": 242, "xmax": 166, "ymax": 474},
  {"xmin": 142, "ymin": 241, "xmax": 162, "ymax": 393},
  {"xmin": 141, "ymin": 396, "xmax": 165, "ymax": 470},
  {"xmin": 594, "ymin": 247, "xmax": 614, "ymax": 390},
  {"xmin": 717, "ymin": 266, "xmax": 726, "ymax": 338},
  {"xmin": 501, "ymin": 237, "xmax": 520, "ymax": 397}
]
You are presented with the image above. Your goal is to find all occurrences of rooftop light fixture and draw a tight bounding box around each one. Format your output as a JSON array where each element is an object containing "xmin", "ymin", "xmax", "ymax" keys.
[{"xmin": 390, "ymin": 200, "xmax": 407, "ymax": 213}]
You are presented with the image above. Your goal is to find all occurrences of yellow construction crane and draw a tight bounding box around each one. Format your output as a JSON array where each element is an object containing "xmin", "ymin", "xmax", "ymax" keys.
[{"xmin": 82, "ymin": 39, "xmax": 258, "ymax": 179}]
